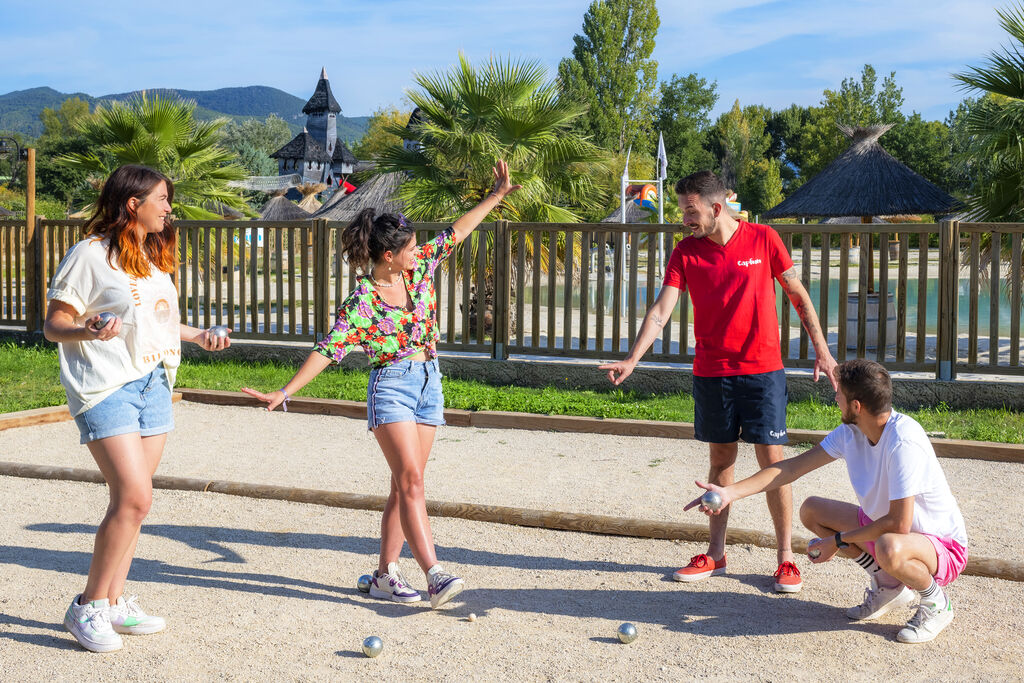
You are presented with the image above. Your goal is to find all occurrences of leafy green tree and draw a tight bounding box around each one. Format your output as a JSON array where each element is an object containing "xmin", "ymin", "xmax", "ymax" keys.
[
  {"xmin": 766, "ymin": 104, "xmax": 811, "ymax": 193},
  {"xmin": 558, "ymin": 0, "xmax": 660, "ymax": 154},
  {"xmin": 883, "ymin": 113, "xmax": 951, "ymax": 189},
  {"xmin": 792, "ymin": 65, "xmax": 906, "ymax": 179},
  {"xmin": 710, "ymin": 102, "xmax": 782, "ymax": 215},
  {"xmin": 653, "ymin": 73, "xmax": 717, "ymax": 180},
  {"xmin": 33, "ymin": 98, "xmax": 95, "ymax": 208},
  {"xmin": 219, "ymin": 114, "xmax": 292, "ymax": 176},
  {"xmin": 353, "ymin": 106, "xmax": 411, "ymax": 161},
  {"xmin": 953, "ymin": 4, "xmax": 1024, "ymax": 221},
  {"xmin": 59, "ymin": 93, "xmax": 248, "ymax": 218}
]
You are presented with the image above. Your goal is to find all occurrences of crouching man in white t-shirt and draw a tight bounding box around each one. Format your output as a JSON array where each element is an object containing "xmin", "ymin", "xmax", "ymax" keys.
[{"xmin": 685, "ymin": 359, "xmax": 968, "ymax": 644}]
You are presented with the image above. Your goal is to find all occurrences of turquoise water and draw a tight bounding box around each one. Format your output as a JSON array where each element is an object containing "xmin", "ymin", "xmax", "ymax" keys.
[{"xmin": 519, "ymin": 277, "xmax": 1019, "ymax": 335}]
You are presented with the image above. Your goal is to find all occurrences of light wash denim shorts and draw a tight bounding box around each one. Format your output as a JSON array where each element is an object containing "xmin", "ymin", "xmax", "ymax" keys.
[
  {"xmin": 367, "ymin": 358, "xmax": 445, "ymax": 431},
  {"xmin": 73, "ymin": 365, "xmax": 174, "ymax": 444}
]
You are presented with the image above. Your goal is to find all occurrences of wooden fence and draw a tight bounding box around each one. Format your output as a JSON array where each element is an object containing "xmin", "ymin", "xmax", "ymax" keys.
[{"xmin": 2, "ymin": 217, "xmax": 1022, "ymax": 379}]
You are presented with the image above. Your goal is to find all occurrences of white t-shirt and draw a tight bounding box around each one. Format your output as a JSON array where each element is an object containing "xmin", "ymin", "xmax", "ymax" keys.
[
  {"xmin": 819, "ymin": 410, "xmax": 967, "ymax": 547},
  {"xmin": 47, "ymin": 237, "xmax": 181, "ymax": 416}
]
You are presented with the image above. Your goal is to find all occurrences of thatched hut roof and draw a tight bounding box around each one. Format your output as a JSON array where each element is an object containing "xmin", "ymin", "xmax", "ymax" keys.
[
  {"xmin": 602, "ymin": 201, "xmax": 656, "ymax": 223},
  {"xmin": 819, "ymin": 215, "xmax": 888, "ymax": 224},
  {"xmin": 763, "ymin": 125, "xmax": 960, "ymax": 219},
  {"xmin": 259, "ymin": 194, "xmax": 311, "ymax": 221},
  {"xmin": 228, "ymin": 174, "xmax": 302, "ymax": 192},
  {"xmin": 302, "ymin": 67, "xmax": 342, "ymax": 115},
  {"xmin": 313, "ymin": 172, "xmax": 407, "ymax": 221},
  {"xmin": 0, "ymin": 206, "xmax": 14, "ymax": 217}
]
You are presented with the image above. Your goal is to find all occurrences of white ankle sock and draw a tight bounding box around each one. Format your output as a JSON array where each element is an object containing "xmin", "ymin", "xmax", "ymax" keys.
[
  {"xmin": 919, "ymin": 580, "xmax": 946, "ymax": 608},
  {"xmin": 427, "ymin": 564, "xmax": 443, "ymax": 577}
]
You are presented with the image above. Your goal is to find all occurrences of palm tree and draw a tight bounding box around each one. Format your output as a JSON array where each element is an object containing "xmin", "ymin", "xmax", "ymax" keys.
[
  {"xmin": 58, "ymin": 93, "xmax": 249, "ymax": 219},
  {"xmin": 953, "ymin": 3, "xmax": 1024, "ymax": 308},
  {"xmin": 376, "ymin": 54, "xmax": 610, "ymax": 337}
]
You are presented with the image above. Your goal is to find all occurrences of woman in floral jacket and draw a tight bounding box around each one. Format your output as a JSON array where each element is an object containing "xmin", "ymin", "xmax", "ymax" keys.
[{"xmin": 244, "ymin": 160, "xmax": 520, "ymax": 609}]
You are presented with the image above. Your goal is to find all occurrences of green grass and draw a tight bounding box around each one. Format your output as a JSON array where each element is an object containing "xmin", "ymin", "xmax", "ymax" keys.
[{"xmin": 2, "ymin": 341, "xmax": 1023, "ymax": 444}]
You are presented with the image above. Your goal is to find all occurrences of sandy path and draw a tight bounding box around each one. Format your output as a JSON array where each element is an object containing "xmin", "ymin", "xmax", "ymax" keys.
[{"xmin": 1, "ymin": 402, "xmax": 1022, "ymax": 680}]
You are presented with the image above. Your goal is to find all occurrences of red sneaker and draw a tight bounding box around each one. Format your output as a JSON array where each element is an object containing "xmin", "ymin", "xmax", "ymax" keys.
[
  {"xmin": 774, "ymin": 561, "xmax": 803, "ymax": 593},
  {"xmin": 672, "ymin": 554, "xmax": 727, "ymax": 582}
]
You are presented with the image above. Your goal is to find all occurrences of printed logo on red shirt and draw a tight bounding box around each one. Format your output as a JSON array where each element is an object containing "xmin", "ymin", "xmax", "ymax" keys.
[{"xmin": 737, "ymin": 258, "xmax": 763, "ymax": 267}]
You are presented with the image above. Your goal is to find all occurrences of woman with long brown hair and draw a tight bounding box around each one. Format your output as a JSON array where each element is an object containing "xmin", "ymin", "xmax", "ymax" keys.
[
  {"xmin": 44, "ymin": 164, "xmax": 232, "ymax": 652},
  {"xmin": 243, "ymin": 160, "xmax": 520, "ymax": 609}
]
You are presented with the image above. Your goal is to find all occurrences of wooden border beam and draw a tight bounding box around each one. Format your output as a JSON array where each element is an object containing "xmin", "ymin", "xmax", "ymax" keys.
[{"xmin": 0, "ymin": 460, "xmax": 1020, "ymax": 583}]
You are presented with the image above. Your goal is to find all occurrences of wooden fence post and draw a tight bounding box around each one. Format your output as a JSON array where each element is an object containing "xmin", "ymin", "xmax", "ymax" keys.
[
  {"xmin": 23, "ymin": 149, "xmax": 41, "ymax": 332},
  {"xmin": 492, "ymin": 220, "xmax": 511, "ymax": 360},
  {"xmin": 937, "ymin": 219, "xmax": 959, "ymax": 380},
  {"xmin": 312, "ymin": 219, "xmax": 330, "ymax": 340}
]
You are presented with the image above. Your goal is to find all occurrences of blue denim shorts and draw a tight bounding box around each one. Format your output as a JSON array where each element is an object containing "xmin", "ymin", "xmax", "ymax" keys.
[
  {"xmin": 367, "ymin": 358, "xmax": 446, "ymax": 431},
  {"xmin": 73, "ymin": 365, "xmax": 175, "ymax": 444},
  {"xmin": 693, "ymin": 369, "xmax": 789, "ymax": 445}
]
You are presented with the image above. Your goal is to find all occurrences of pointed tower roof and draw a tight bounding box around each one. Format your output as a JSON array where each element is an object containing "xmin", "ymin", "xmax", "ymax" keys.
[
  {"xmin": 270, "ymin": 128, "xmax": 331, "ymax": 162},
  {"xmin": 763, "ymin": 125, "xmax": 959, "ymax": 219},
  {"xmin": 303, "ymin": 67, "xmax": 342, "ymax": 115}
]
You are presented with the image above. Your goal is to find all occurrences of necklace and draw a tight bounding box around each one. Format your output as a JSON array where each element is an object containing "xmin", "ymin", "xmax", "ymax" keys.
[{"xmin": 372, "ymin": 278, "xmax": 396, "ymax": 288}]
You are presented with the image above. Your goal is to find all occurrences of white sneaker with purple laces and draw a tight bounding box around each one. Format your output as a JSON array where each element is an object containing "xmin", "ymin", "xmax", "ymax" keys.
[
  {"xmin": 369, "ymin": 562, "xmax": 422, "ymax": 603},
  {"xmin": 427, "ymin": 567, "xmax": 464, "ymax": 609}
]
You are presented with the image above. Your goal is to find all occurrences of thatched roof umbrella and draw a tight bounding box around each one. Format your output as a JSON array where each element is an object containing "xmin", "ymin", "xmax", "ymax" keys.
[
  {"xmin": 313, "ymin": 172, "xmax": 407, "ymax": 222},
  {"xmin": 259, "ymin": 192, "xmax": 311, "ymax": 221},
  {"xmin": 296, "ymin": 182, "xmax": 326, "ymax": 213},
  {"xmin": 601, "ymin": 201, "xmax": 655, "ymax": 224},
  {"xmin": 0, "ymin": 206, "xmax": 14, "ymax": 217},
  {"xmin": 764, "ymin": 124, "xmax": 960, "ymax": 292},
  {"xmin": 763, "ymin": 125, "xmax": 959, "ymax": 219}
]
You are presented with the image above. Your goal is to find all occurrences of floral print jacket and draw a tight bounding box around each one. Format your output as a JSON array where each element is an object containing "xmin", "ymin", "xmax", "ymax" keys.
[{"xmin": 314, "ymin": 227, "xmax": 456, "ymax": 367}]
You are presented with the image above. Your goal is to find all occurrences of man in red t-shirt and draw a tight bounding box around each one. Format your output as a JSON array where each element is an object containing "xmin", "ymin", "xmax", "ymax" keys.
[{"xmin": 601, "ymin": 170, "xmax": 838, "ymax": 592}]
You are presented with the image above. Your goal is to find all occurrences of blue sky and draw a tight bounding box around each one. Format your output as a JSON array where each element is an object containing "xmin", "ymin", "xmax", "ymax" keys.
[{"xmin": 0, "ymin": 0, "xmax": 1002, "ymax": 123}]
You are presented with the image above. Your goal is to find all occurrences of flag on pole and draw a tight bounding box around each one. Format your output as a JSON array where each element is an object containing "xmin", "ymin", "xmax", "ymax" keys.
[{"xmin": 656, "ymin": 132, "xmax": 668, "ymax": 181}]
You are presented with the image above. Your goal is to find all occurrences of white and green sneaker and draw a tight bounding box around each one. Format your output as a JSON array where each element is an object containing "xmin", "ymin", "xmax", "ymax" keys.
[
  {"xmin": 109, "ymin": 595, "xmax": 166, "ymax": 635},
  {"xmin": 897, "ymin": 598, "xmax": 954, "ymax": 643},
  {"xmin": 64, "ymin": 595, "xmax": 122, "ymax": 653},
  {"xmin": 847, "ymin": 579, "xmax": 916, "ymax": 621}
]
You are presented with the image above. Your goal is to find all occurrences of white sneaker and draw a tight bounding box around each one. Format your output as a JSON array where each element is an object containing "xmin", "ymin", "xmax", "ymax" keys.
[
  {"xmin": 109, "ymin": 595, "xmax": 166, "ymax": 635},
  {"xmin": 427, "ymin": 568, "xmax": 464, "ymax": 609},
  {"xmin": 63, "ymin": 595, "xmax": 123, "ymax": 653},
  {"xmin": 369, "ymin": 562, "xmax": 422, "ymax": 603},
  {"xmin": 897, "ymin": 598, "xmax": 955, "ymax": 643},
  {"xmin": 846, "ymin": 580, "xmax": 916, "ymax": 621}
]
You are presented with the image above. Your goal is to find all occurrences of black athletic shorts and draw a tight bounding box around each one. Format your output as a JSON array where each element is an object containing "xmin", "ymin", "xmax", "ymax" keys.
[{"xmin": 693, "ymin": 369, "xmax": 789, "ymax": 445}]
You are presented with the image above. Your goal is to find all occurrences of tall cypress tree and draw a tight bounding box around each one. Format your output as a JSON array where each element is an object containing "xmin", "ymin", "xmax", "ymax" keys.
[{"xmin": 557, "ymin": 0, "xmax": 660, "ymax": 154}]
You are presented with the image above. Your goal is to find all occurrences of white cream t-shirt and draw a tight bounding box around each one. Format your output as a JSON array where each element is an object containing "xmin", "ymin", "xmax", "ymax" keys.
[
  {"xmin": 46, "ymin": 237, "xmax": 181, "ymax": 416},
  {"xmin": 819, "ymin": 410, "xmax": 967, "ymax": 547}
]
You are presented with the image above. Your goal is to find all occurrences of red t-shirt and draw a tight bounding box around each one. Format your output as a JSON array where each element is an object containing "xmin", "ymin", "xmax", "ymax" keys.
[{"xmin": 662, "ymin": 221, "xmax": 793, "ymax": 377}]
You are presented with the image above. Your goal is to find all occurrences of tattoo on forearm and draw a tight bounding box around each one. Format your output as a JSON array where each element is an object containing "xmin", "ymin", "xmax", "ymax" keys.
[
  {"xmin": 651, "ymin": 313, "xmax": 665, "ymax": 329},
  {"xmin": 795, "ymin": 299, "xmax": 822, "ymax": 341}
]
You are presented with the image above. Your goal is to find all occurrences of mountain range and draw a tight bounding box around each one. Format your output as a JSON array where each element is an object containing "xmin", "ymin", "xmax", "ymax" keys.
[{"xmin": 0, "ymin": 85, "xmax": 370, "ymax": 142}]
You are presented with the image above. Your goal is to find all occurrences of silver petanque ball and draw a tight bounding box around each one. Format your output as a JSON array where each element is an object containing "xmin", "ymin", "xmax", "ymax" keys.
[
  {"xmin": 362, "ymin": 636, "xmax": 383, "ymax": 658},
  {"xmin": 357, "ymin": 574, "xmax": 372, "ymax": 593},
  {"xmin": 617, "ymin": 622, "xmax": 638, "ymax": 644},
  {"xmin": 808, "ymin": 539, "xmax": 822, "ymax": 559},
  {"xmin": 701, "ymin": 490, "xmax": 723, "ymax": 512},
  {"xmin": 91, "ymin": 312, "xmax": 116, "ymax": 331},
  {"xmin": 208, "ymin": 325, "xmax": 230, "ymax": 338}
]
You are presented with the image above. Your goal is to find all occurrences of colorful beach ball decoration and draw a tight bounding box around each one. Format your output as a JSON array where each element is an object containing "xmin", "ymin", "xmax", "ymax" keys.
[{"xmin": 630, "ymin": 184, "xmax": 658, "ymax": 212}]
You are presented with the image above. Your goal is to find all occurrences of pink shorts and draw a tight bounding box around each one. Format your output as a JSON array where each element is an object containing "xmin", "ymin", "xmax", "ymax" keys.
[{"xmin": 857, "ymin": 508, "xmax": 968, "ymax": 586}]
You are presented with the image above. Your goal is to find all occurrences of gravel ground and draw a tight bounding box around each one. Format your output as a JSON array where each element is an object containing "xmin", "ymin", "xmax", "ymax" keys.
[{"xmin": 1, "ymin": 401, "xmax": 1022, "ymax": 680}]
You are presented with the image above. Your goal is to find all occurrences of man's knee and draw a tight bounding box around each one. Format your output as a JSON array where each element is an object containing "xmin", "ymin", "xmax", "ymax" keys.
[
  {"xmin": 875, "ymin": 533, "xmax": 904, "ymax": 568},
  {"xmin": 799, "ymin": 496, "xmax": 829, "ymax": 527}
]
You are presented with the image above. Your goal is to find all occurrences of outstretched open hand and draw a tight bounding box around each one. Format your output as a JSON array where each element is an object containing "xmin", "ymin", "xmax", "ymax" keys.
[{"xmin": 490, "ymin": 159, "xmax": 523, "ymax": 200}]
